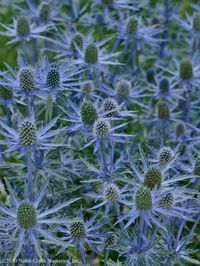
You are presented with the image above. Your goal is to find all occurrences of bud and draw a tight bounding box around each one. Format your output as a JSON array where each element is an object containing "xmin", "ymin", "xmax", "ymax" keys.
[
  {"xmin": 70, "ymin": 34, "xmax": 83, "ymax": 53},
  {"xmin": 179, "ymin": 60, "xmax": 193, "ymax": 80},
  {"xmin": 105, "ymin": 233, "xmax": 118, "ymax": 246},
  {"xmin": 39, "ymin": 3, "xmax": 50, "ymax": 21},
  {"xmin": 158, "ymin": 147, "xmax": 173, "ymax": 164},
  {"xmin": 144, "ymin": 167, "xmax": 162, "ymax": 189},
  {"xmin": 80, "ymin": 101, "xmax": 97, "ymax": 125},
  {"xmin": 159, "ymin": 78, "xmax": 169, "ymax": 93},
  {"xmin": 176, "ymin": 123, "xmax": 185, "ymax": 137},
  {"xmin": 18, "ymin": 120, "xmax": 37, "ymax": 146},
  {"xmin": 19, "ymin": 67, "xmax": 35, "ymax": 91},
  {"xmin": 103, "ymin": 183, "xmax": 120, "ymax": 203},
  {"xmin": 103, "ymin": 98, "xmax": 119, "ymax": 117},
  {"xmin": 84, "ymin": 44, "xmax": 99, "ymax": 64},
  {"xmin": 93, "ymin": 118, "xmax": 111, "ymax": 138},
  {"xmin": 16, "ymin": 16, "xmax": 30, "ymax": 36},
  {"xmin": 0, "ymin": 85, "xmax": 13, "ymax": 100},
  {"xmin": 46, "ymin": 68, "xmax": 60, "ymax": 89},
  {"xmin": 193, "ymin": 157, "xmax": 200, "ymax": 176},
  {"xmin": 96, "ymin": 13, "xmax": 105, "ymax": 25},
  {"xmin": 126, "ymin": 17, "xmax": 138, "ymax": 34},
  {"xmin": 70, "ymin": 219, "xmax": 86, "ymax": 239},
  {"xmin": 158, "ymin": 102, "xmax": 170, "ymax": 120},
  {"xmin": 159, "ymin": 193, "xmax": 174, "ymax": 209},
  {"xmin": 80, "ymin": 80, "xmax": 94, "ymax": 94},
  {"xmin": 146, "ymin": 69, "xmax": 155, "ymax": 83},
  {"xmin": 135, "ymin": 187, "xmax": 152, "ymax": 210},
  {"xmin": 17, "ymin": 201, "xmax": 37, "ymax": 229},
  {"xmin": 193, "ymin": 13, "xmax": 200, "ymax": 31},
  {"xmin": 116, "ymin": 79, "xmax": 131, "ymax": 100}
]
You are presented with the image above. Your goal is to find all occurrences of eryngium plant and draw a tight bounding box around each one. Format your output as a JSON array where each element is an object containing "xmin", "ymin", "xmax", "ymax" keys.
[{"xmin": 0, "ymin": 0, "xmax": 199, "ymax": 265}]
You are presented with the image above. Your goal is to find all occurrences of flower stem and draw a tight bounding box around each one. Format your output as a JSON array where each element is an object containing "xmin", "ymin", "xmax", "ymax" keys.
[{"xmin": 27, "ymin": 148, "xmax": 33, "ymax": 201}]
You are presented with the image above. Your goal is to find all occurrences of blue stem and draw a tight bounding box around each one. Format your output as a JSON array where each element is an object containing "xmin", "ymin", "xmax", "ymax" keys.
[{"xmin": 27, "ymin": 148, "xmax": 33, "ymax": 201}]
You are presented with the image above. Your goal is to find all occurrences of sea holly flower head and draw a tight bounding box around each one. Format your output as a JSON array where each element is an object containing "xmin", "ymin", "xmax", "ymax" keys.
[
  {"xmin": 17, "ymin": 201, "xmax": 37, "ymax": 229},
  {"xmin": 18, "ymin": 67, "xmax": 35, "ymax": 92},
  {"xmin": 157, "ymin": 101, "xmax": 170, "ymax": 120},
  {"xmin": 135, "ymin": 186, "xmax": 152, "ymax": 210},
  {"xmin": 0, "ymin": 85, "xmax": 13, "ymax": 100},
  {"xmin": 80, "ymin": 101, "xmax": 98, "ymax": 125},
  {"xmin": 16, "ymin": 16, "xmax": 30, "ymax": 37},
  {"xmin": 126, "ymin": 16, "xmax": 138, "ymax": 34},
  {"xmin": 158, "ymin": 147, "xmax": 174, "ymax": 165},
  {"xmin": 70, "ymin": 33, "xmax": 84, "ymax": 53},
  {"xmin": 105, "ymin": 233, "xmax": 118, "ymax": 247},
  {"xmin": 72, "ymin": 38, "xmax": 121, "ymax": 73},
  {"xmin": 80, "ymin": 80, "xmax": 94, "ymax": 95},
  {"xmin": 0, "ymin": 179, "xmax": 80, "ymax": 259},
  {"xmin": 14, "ymin": 0, "xmax": 63, "ymax": 26},
  {"xmin": 70, "ymin": 219, "xmax": 86, "ymax": 239},
  {"xmin": 0, "ymin": 15, "xmax": 51, "ymax": 44},
  {"xmin": 59, "ymin": 214, "xmax": 103, "ymax": 264},
  {"xmin": 116, "ymin": 79, "xmax": 131, "ymax": 100},
  {"xmin": 144, "ymin": 167, "xmax": 162, "ymax": 190},
  {"xmin": 93, "ymin": 118, "xmax": 111, "ymax": 138},
  {"xmin": 38, "ymin": 3, "xmax": 51, "ymax": 22},
  {"xmin": 179, "ymin": 60, "xmax": 193, "ymax": 80},
  {"xmin": 159, "ymin": 193, "xmax": 174, "ymax": 209},
  {"xmin": 102, "ymin": 97, "xmax": 120, "ymax": 117},
  {"xmin": 18, "ymin": 120, "xmax": 37, "ymax": 146},
  {"xmin": 0, "ymin": 117, "xmax": 65, "ymax": 155}
]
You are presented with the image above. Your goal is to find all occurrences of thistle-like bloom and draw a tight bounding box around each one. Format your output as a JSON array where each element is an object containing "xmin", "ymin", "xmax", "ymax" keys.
[
  {"xmin": 37, "ymin": 59, "xmax": 83, "ymax": 98},
  {"xmin": 58, "ymin": 214, "xmax": 103, "ymax": 264},
  {"xmin": 73, "ymin": 38, "xmax": 121, "ymax": 73},
  {"xmin": 99, "ymin": 77, "xmax": 149, "ymax": 109},
  {"xmin": 176, "ymin": 12, "xmax": 200, "ymax": 50},
  {"xmin": 0, "ymin": 15, "xmax": 51, "ymax": 44},
  {"xmin": 0, "ymin": 117, "xmax": 65, "ymax": 155},
  {"xmin": 15, "ymin": 1, "xmax": 64, "ymax": 26},
  {"xmin": 147, "ymin": 75, "xmax": 181, "ymax": 104},
  {"xmin": 61, "ymin": 99, "xmax": 98, "ymax": 134},
  {"xmin": 159, "ymin": 56, "xmax": 200, "ymax": 89},
  {"xmin": 87, "ymin": 182, "xmax": 131, "ymax": 215},
  {"xmin": 42, "ymin": 30, "xmax": 86, "ymax": 59},
  {"xmin": 117, "ymin": 16, "xmax": 161, "ymax": 50},
  {"xmin": 118, "ymin": 185, "xmax": 196, "ymax": 229},
  {"xmin": 0, "ymin": 55, "xmax": 43, "ymax": 100},
  {"xmin": 0, "ymin": 179, "xmax": 80, "ymax": 259},
  {"xmin": 82, "ymin": 118, "xmax": 132, "ymax": 152}
]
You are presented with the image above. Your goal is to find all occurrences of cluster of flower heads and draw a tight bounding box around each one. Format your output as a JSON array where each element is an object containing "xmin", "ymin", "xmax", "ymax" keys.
[{"xmin": 0, "ymin": 0, "xmax": 199, "ymax": 265}]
